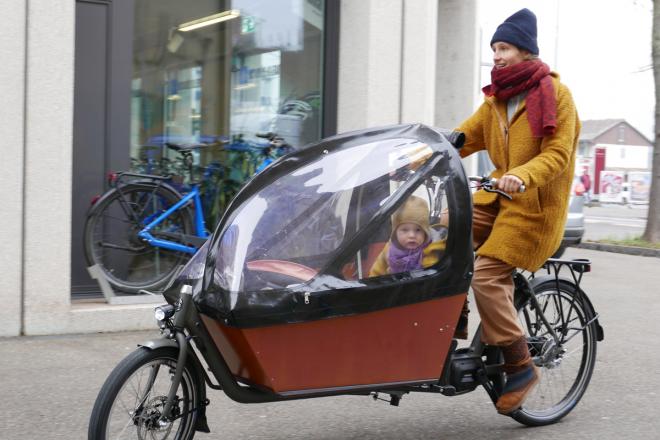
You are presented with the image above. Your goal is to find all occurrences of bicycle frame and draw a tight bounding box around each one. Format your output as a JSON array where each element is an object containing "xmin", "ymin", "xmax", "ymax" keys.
[
  {"xmin": 136, "ymin": 183, "xmax": 209, "ymax": 254},
  {"xmin": 151, "ymin": 255, "xmax": 604, "ymax": 422},
  {"xmin": 115, "ymin": 139, "xmax": 286, "ymax": 257}
]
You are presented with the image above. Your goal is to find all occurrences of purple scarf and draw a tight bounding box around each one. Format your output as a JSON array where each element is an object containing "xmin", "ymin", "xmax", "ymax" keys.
[{"xmin": 387, "ymin": 240, "xmax": 428, "ymax": 273}]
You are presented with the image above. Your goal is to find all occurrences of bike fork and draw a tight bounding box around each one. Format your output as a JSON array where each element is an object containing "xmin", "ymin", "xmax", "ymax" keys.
[{"xmin": 159, "ymin": 287, "xmax": 193, "ymax": 423}]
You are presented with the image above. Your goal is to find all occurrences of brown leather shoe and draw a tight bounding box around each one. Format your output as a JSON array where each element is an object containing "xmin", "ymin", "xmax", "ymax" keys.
[
  {"xmin": 495, "ymin": 336, "xmax": 540, "ymax": 414},
  {"xmin": 496, "ymin": 363, "xmax": 540, "ymax": 414}
]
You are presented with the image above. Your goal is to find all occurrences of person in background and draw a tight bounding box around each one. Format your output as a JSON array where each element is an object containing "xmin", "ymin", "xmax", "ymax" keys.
[
  {"xmin": 456, "ymin": 8, "xmax": 581, "ymax": 414},
  {"xmin": 580, "ymin": 167, "xmax": 592, "ymax": 203}
]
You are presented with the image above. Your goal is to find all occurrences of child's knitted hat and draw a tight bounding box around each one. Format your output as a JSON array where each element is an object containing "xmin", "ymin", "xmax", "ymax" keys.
[{"xmin": 391, "ymin": 195, "xmax": 431, "ymax": 242}]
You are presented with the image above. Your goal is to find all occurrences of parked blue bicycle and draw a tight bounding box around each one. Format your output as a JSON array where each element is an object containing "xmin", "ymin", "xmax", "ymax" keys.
[{"xmin": 83, "ymin": 135, "xmax": 291, "ymax": 293}]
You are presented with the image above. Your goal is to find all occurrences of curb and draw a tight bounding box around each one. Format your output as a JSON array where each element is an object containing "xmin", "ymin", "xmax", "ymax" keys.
[{"xmin": 575, "ymin": 241, "xmax": 660, "ymax": 258}]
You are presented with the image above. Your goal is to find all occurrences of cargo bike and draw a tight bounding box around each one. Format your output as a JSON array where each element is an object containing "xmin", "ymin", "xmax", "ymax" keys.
[{"xmin": 88, "ymin": 124, "xmax": 604, "ymax": 439}]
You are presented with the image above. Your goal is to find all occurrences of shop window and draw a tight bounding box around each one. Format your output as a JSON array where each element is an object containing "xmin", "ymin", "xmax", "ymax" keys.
[{"xmin": 130, "ymin": 0, "xmax": 325, "ymax": 223}]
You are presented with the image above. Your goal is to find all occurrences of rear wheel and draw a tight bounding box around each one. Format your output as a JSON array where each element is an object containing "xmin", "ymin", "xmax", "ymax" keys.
[
  {"xmin": 511, "ymin": 279, "xmax": 598, "ymax": 426},
  {"xmin": 88, "ymin": 347, "xmax": 200, "ymax": 440},
  {"xmin": 83, "ymin": 183, "xmax": 194, "ymax": 293}
]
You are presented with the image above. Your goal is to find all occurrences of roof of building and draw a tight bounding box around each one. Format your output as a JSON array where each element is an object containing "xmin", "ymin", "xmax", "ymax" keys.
[
  {"xmin": 579, "ymin": 119, "xmax": 652, "ymax": 145},
  {"xmin": 579, "ymin": 119, "xmax": 625, "ymax": 141}
]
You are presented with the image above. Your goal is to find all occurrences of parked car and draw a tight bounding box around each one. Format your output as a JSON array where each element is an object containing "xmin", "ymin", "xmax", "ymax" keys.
[{"xmin": 553, "ymin": 174, "xmax": 586, "ymax": 258}]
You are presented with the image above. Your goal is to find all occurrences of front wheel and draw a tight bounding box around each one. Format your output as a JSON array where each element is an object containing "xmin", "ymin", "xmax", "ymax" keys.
[
  {"xmin": 510, "ymin": 279, "xmax": 598, "ymax": 426},
  {"xmin": 88, "ymin": 347, "xmax": 201, "ymax": 440}
]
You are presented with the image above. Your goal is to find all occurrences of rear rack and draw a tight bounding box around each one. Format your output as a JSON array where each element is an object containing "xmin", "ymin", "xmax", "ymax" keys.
[{"xmin": 540, "ymin": 257, "xmax": 591, "ymax": 288}]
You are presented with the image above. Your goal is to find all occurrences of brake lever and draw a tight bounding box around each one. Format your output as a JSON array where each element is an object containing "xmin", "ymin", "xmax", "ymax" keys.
[{"xmin": 482, "ymin": 187, "xmax": 513, "ymax": 200}]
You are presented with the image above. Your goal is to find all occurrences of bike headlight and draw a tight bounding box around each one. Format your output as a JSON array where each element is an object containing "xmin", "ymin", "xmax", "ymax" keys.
[{"xmin": 154, "ymin": 304, "xmax": 175, "ymax": 321}]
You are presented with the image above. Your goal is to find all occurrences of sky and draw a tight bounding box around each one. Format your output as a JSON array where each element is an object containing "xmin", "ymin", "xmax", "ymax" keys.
[{"xmin": 479, "ymin": 0, "xmax": 654, "ymax": 141}]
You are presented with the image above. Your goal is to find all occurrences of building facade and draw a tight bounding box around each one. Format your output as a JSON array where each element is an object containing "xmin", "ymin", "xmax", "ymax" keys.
[
  {"xmin": 577, "ymin": 119, "xmax": 653, "ymax": 203},
  {"xmin": 0, "ymin": 0, "xmax": 479, "ymax": 337}
]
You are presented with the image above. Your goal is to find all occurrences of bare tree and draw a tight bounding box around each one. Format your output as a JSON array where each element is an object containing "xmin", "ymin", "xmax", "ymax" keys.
[{"xmin": 644, "ymin": 0, "xmax": 660, "ymax": 242}]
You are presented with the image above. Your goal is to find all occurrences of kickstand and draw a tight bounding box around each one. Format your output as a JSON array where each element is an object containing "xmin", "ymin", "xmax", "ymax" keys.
[
  {"xmin": 86, "ymin": 264, "xmax": 165, "ymax": 304},
  {"xmin": 87, "ymin": 264, "xmax": 117, "ymax": 302}
]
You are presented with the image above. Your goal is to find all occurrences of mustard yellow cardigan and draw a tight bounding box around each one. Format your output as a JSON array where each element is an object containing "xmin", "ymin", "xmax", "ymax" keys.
[{"xmin": 457, "ymin": 73, "xmax": 580, "ymax": 271}]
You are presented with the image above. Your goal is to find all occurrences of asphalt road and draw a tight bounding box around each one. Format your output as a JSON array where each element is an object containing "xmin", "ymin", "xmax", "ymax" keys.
[
  {"xmin": 583, "ymin": 204, "xmax": 648, "ymax": 241},
  {"xmin": 1, "ymin": 247, "xmax": 659, "ymax": 440}
]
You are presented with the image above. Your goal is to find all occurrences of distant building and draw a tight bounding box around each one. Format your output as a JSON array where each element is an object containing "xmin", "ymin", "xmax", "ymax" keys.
[{"xmin": 577, "ymin": 119, "xmax": 652, "ymax": 203}]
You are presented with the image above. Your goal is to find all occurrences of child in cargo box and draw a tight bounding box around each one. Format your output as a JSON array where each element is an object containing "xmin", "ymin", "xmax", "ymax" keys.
[{"xmin": 368, "ymin": 195, "xmax": 445, "ymax": 277}]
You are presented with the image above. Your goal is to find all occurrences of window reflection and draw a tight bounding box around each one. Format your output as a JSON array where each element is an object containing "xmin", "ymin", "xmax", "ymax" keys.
[{"xmin": 130, "ymin": 0, "xmax": 325, "ymax": 226}]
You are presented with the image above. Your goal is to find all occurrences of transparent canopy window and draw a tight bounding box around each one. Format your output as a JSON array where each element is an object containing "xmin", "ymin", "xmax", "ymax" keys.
[{"xmin": 211, "ymin": 138, "xmax": 451, "ymax": 293}]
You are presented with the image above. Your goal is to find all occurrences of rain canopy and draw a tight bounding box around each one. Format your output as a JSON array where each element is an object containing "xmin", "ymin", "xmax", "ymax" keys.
[{"xmin": 191, "ymin": 124, "xmax": 473, "ymax": 327}]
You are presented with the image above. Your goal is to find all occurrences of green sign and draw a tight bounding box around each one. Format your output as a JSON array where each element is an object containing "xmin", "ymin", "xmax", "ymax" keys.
[{"xmin": 241, "ymin": 16, "xmax": 256, "ymax": 34}]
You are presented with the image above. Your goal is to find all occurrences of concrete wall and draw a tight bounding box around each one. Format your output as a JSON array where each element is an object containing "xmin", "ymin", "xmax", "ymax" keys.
[
  {"xmin": 337, "ymin": 0, "xmax": 404, "ymax": 132},
  {"xmin": 13, "ymin": 1, "xmax": 157, "ymax": 335},
  {"xmin": 22, "ymin": 0, "xmax": 76, "ymax": 334},
  {"xmin": 0, "ymin": 1, "xmax": 26, "ymax": 337},
  {"xmin": 434, "ymin": 0, "xmax": 480, "ymax": 129},
  {"xmin": 338, "ymin": 0, "xmax": 479, "ymax": 167},
  {"xmin": 400, "ymin": 0, "xmax": 439, "ymax": 126}
]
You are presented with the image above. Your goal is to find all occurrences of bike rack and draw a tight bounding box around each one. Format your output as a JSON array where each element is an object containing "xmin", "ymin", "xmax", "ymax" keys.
[{"xmin": 86, "ymin": 264, "xmax": 166, "ymax": 305}]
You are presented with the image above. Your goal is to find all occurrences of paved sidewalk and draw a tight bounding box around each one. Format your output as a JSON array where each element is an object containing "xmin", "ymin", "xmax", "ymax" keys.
[
  {"xmin": 0, "ymin": 331, "xmax": 150, "ymax": 439},
  {"xmin": 2, "ymin": 248, "xmax": 660, "ymax": 440}
]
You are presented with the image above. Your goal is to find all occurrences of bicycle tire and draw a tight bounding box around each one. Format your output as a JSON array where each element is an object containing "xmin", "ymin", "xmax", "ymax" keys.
[
  {"xmin": 88, "ymin": 347, "xmax": 200, "ymax": 440},
  {"xmin": 510, "ymin": 279, "xmax": 598, "ymax": 426},
  {"xmin": 83, "ymin": 182, "xmax": 194, "ymax": 293}
]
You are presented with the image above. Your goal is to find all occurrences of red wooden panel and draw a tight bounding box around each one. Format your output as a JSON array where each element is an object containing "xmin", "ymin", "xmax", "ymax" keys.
[{"xmin": 202, "ymin": 293, "xmax": 466, "ymax": 392}]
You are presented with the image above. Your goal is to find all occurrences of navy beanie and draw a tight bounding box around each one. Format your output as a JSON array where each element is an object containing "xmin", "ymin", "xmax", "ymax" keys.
[{"xmin": 490, "ymin": 8, "xmax": 539, "ymax": 55}]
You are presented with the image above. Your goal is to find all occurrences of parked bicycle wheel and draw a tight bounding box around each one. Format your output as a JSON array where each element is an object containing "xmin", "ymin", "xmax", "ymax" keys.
[
  {"xmin": 84, "ymin": 182, "xmax": 194, "ymax": 293},
  {"xmin": 88, "ymin": 347, "xmax": 201, "ymax": 440},
  {"xmin": 512, "ymin": 279, "xmax": 598, "ymax": 426}
]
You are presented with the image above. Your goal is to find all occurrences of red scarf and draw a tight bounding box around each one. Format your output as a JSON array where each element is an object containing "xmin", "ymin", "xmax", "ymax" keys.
[{"xmin": 482, "ymin": 60, "xmax": 557, "ymax": 138}]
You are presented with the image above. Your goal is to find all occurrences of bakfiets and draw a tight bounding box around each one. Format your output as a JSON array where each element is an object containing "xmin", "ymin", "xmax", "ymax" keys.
[{"xmin": 88, "ymin": 124, "xmax": 604, "ymax": 439}]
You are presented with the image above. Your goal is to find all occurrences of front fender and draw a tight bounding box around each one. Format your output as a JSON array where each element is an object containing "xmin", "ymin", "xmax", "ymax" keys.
[
  {"xmin": 138, "ymin": 337, "xmax": 179, "ymax": 351},
  {"xmin": 137, "ymin": 335, "xmax": 211, "ymax": 433}
]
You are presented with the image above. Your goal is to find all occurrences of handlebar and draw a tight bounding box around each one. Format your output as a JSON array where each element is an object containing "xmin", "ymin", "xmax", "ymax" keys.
[{"xmin": 468, "ymin": 176, "xmax": 526, "ymax": 200}]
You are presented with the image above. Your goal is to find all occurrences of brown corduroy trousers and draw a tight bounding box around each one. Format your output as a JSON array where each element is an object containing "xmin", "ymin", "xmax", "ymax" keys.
[{"xmin": 471, "ymin": 203, "xmax": 525, "ymax": 346}]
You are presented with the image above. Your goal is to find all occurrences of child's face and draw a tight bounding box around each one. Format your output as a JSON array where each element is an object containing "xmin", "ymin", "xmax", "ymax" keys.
[{"xmin": 395, "ymin": 223, "xmax": 426, "ymax": 250}]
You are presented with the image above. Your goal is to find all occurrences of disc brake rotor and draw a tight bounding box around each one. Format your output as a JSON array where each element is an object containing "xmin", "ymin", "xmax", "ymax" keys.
[{"xmin": 135, "ymin": 396, "xmax": 174, "ymax": 440}]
